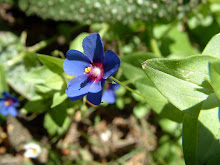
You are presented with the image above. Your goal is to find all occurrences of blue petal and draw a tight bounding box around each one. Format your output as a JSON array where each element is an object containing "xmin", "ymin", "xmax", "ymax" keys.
[
  {"xmin": 82, "ymin": 33, "xmax": 104, "ymax": 63},
  {"xmin": 102, "ymin": 89, "xmax": 116, "ymax": 104},
  {"xmin": 103, "ymin": 50, "xmax": 120, "ymax": 79},
  {"xmin": 63, "ymin": 50, "xmax": 91, "ymax": 76},
  {"xmin": 87, "ymin": 90, "xmax": 103, "ymax": 105},
  {"xmin": 12, "ymin": 97, "xmax": 19, "ymax": 106},
  {"xmin": 2, "ymin": 92, "xmax": 11, "ymax": 98},
  {"xmin": 0, "ymin": 106, "xmax": 8, "ymax": 116},
  {"xmin": 0, "ymin": 100, "xmax": 4, "ymax": 106},
  {"xmin": 65, "ymin": 75, "xmax": 93, "ymax": 101},
  {"xmin": 89, "ymin": 79, "xmax": 105, "ymax": 93},
  {"xmin": 8, "ymin": 106, "xmax": 17, "ymax": 117},
  {"xmin": 87, "ymin": 79, "xmax": 105, "ymax": 105}
]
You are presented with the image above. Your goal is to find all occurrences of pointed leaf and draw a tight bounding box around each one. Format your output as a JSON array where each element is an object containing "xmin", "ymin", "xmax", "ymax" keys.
[
  {"xmin": 202, "ymin": 33, "xmax": 220, "ymax": 58},
  {"xmin": 37, "ymin": 54, "xmax": 64, "ymax": 75},
  {"xmin": 23, "ymin": 66, "xmax": 54, "ymax": 84},
  {"xmin": 142, "ymin": 55, "xmax": 216, "ymax": 112},
  {"xmin": 209, "ymin": 60, "xmax": 220, "ymax": 100},
  {"xmin": 22, "ymin": 99, "xmax": 49, "ymax": 113},
  {"xmin": 121, "ymin": 53, "xmax": 184, "ymax": 122},
  {"xmin": 183, "ymin": 94, "xmax": 220, "ymax": 165},
  {"xmin": 44, "ymin": 74, "xmax": 64, "ymax": 90},
  {"xmin": 51, "ymin": 91, "xmax": 68, "ymax": 108},
  {"xmin": 0, "ymin": 64, "xmax": 8, "ymax": 93}
]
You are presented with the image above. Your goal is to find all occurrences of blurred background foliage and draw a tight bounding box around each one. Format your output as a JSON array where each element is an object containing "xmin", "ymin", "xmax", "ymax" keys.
[{"xmin": 0, "ymin": 0, "xmax": 219, "ymax": 164}]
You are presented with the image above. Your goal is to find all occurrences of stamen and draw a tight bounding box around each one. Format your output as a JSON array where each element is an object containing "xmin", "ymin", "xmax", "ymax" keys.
[
  {"xmin": 32, "ymin": 148, "xmax": 37, "ymax": 153},
  {"xmin": 87, "ymin": 63, "xmax": 104, "ymax": 81},
  {"xmin": 4, "ymin": 99, "xmax": 14, "ymax": 106},
  {"xmin": 84, "ymin": 67, "xmax": 91, "ymax": 74},
  {"xmin": 4, "ymin": 101, "xmax": 10, "ymax": 106}
]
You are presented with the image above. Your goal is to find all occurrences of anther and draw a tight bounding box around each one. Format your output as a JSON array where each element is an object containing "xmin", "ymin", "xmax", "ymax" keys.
[
  {"xmin": 4, "ymin": 101, "xmax": 10, "ymax": 106},
  {"xmin": 84, "ymin": 67, "xmax": 91, "ymax": 74}
]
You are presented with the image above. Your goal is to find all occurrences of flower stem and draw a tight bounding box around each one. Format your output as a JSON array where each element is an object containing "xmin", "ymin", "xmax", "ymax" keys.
[
  {"xmin": 150, "ymin": 38, "xmax": 162, "ymax": 57},
  {"xmin": 27, "ymin": 36, "xmax": 58, "ymax": 52},
  {"xmin": 4, "ymin": 52, "xmax": 26, "ymax": 67},
  {"xmin": 110, "ymin": 76, "xmax": 166, "ymax": 103},
  {"xmin": 4, "ymin": 36, "xmax": 58, "ymax": 67},
  {"xmin": 110, "ymin": 76, "xmax": 146, "ymax": 98},
  {"xmin": 147, "ymin": 25, "xmax": 162, "ymax": 57}
]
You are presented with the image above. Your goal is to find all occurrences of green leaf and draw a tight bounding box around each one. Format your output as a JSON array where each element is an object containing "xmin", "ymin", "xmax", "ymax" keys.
[
  {"xmin": 155, "ymin": 135, "xmax": 184, "ymax": 165},
  {"xmin": 69, "ymin": 33, "xmax": 89, "ymax": 52},
  {"xmin": 7, "ymin": 63, "xmax": 36, "ymax": 99},
  {"xmin": 35, "ymin": 84, "xmax": 53, "ymax": 93},
  {"xmin": 0, "ymin": 32, "xmax": 37, "ymax": 99},
  {"xmin": 44, "ymin": 113, "xmax": 57, "ymax": 136},
  {"xmin": 142, "ymin": 55, "xmax": 215, "ymax": 112},
  {"xmin": 207, "ymin": 154, "xmax": 220, "ymax": 165},
  {"xmin": 37, "ymin": 54, "xmax": 64, "ymax": 75},
  {"xmin": 121, "ymin": 52, "xmax": 157, "ymax": 66},
  {"xmin": 182, "ymin": 113, "xmax": 198, "ymax": 165},
  {"xmin": 121, "ymin": 62, "xmax": 146, "ymax": 82},
  {"xmin": 209, "ymin": 60, "xmax": 220, "ymax": 99},
  {"xmin": 121, "ymin": 53, "xmax": 167, "ymax": 112},
  {"xmin": 183, "ymin": 94, "xmax": 220, "ymax": 165},
  {"xmin": 121, "ymin": 52, "xmax": 158, "ymax": 88},
  {"xmin": 23, "ymin": 52, "xmax": 38, "ymax": 69},
  {"xmin": 134, "ymin": 78, "xmax": 168, "ymax": 111},
  {"xmin": 44, "ymin": 74, "xmax": 64, "ymax": 90},
  {"xmin": 159, "ymin": 118, "xmax": 182, "ymax": 137},
  {"xmin": 202, "ymin": 33, "xmax": 220, "ymax": 58},
  {"xmin": 121, "ymin": 53, "xmax": 184, "ymax": 122},
  {"xmin": 0, "ymin": 64, "xmax": 8, "ymax": 93},
  {"xmin": 44, "ymin": 103, "xmax": 71, "ymax": 136},
  {"xmin": 51, "ymin": 91, "xmax": 68, "ymax": 108},
  {"xmin": 22, "ymin": 99, "xmax": 49, "ymax": 113},
  {"xmin": 135, "ymin": 79, "xmax": 184, "ymax": 123},
  {"xmin": 154, "ymin": 24, "xmax": 198, "ymax": 57},
  {"xmin": 133, "ymin": 104, "xmax": 150, "ymax": 118},
  {"xmin": 50, "ymin": 103, "xmax": 67, "ymax": 127},
  {"xmin": 23, "ymin": 66, "xmax": 54, "ymax": 84}
]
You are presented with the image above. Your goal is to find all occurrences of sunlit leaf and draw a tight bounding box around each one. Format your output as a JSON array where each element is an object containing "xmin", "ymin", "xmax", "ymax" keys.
[
  {"xmin": 51, "ymin": 91, "xmax": 68, "ymax": 108},
  {"xmin": 142, "ymin": 55, "xmax": 216, "ymax": 113},
  {"xmin": 121, "ymin": 53, "xmax": 184, "ymax": 122},
  {"xmin": 44, "ymin": 103, "xmax": 70, "ymax": 136},
  {"xmin": 37, "ymin": 54, "xmax": 64, "ymax": 75},
  {"xmin": 23, "ymin": 66, "xmax": 54, "ymax": 84},
  {"xmin": 44, "ymin": 74, "xmax": 64, "ymax": 90},
  {"xmin": 203, "ymin": 33, "xmax": 220, "ymax": 58},
  {"xmin": 209, "ymin": 60, "xmax": 220, "ymax": 100},
  {"xmin": 183, "ymin": 94, "xmax": 220, "ymax": 165},
  {"xmin": 0, "ymin": 64, "xmax": 8, "ymax": 93}
]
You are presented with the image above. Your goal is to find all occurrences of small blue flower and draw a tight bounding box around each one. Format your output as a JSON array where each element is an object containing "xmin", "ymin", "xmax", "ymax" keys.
[
  {"xmin": 0, "ymin": 92, "xmax": 19, "ymax": 117},
  {"xmin": 102, "ymin": 82, "xmax": 120, "ymax": 104},
  {"xmin": 63, "ymin": 33, "xmax": 120, "ymax": 105}
]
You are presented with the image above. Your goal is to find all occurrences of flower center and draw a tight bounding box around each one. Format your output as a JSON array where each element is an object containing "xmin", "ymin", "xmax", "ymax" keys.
[
  {"xmin": 84, "ymin": 63, "xmax": 103, "ymax": 81},
  {"xmin": 4, "ymin": 99, "xmax": 13, "ymax": 106},
  {"xmin": 91, "ymin": 67, "xmax": 101, "ymax": 77},
  {"xmin": 31, "ymin": 148, "xmax": 37, "ymax": 154}
]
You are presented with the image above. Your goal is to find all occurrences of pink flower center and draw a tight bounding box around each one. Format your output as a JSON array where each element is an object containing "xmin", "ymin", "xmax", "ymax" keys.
[
  {"xmin": 4, "ymin": 99, "xmax": 14, "ymax": 106},
  {"xmin": 85, "ymin": 63, "xmax": 104, "ymax": 82}
]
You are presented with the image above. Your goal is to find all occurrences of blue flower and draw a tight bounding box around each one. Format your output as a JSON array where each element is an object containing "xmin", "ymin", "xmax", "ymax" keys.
[
  {"xmin": 63, "ymin": 33, "xmax": 120, "ymax": 105},
  {"xmin": 0, "ymin": 92, "xmax": 19, "ymax": 117},
  {"xmin": 102, "ymin": 82, "xmax": 120, "ymax": 104}
]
